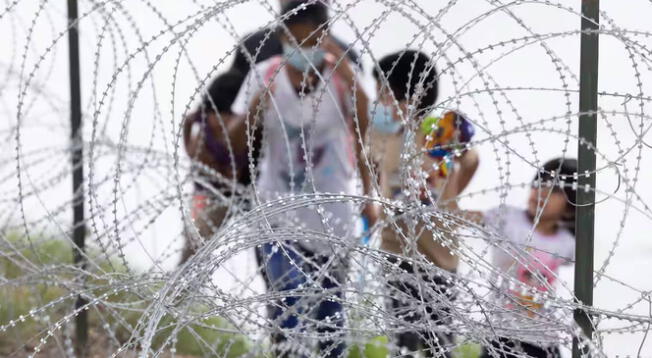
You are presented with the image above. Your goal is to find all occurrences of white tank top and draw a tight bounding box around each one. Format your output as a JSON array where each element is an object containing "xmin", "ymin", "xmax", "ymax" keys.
[{"xmin": 232, "ymin": 58, "xmax": 360, "ymax": 253}]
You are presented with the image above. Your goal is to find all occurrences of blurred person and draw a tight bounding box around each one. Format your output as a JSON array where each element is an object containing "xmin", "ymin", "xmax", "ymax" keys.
[
  {"xmin": 180, "ymin": 69, "xmax": 250, "ymax": 264},
  {"xmin": 227, "ymin": 1, "xmax": 377, "ymax": 357},
  {"xmin": 459, "ymin": 158, "xmax": 577, "ymax": 358},
  {"xmin": 228, "ymin": 0, "xmax": 363, "ymax": 275},
  {"xmin": 231, "ymin": 0, "xmax": 361, "ymax": 78},
  {"xmin": 369, "ymin": 50, "xmax": 479, "ymax": 357}
]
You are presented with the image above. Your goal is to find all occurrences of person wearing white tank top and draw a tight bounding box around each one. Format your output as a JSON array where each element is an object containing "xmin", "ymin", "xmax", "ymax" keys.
[
  {"xmin": 232, "ymin": 56, "xmax": 360, "ymax": 252},
  {"xmin": 228, "ymin": 2, "xmax": 378, "ymax": 357}
]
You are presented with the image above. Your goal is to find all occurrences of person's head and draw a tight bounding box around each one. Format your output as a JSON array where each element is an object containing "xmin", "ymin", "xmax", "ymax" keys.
[
  {"xmin": 528, "ymin": 157, "xmax": 578, "ymax": 235},
  {"xmin": 279, "ymin": 0, "xmax": 330, "ymax": 72},
  {"xmin": 371, "ymin": 50, "xmax": 439, "ymax": 134},
  {"xmin": 202, "ymin": 70, "xmax": 246, "ymax": 116}
]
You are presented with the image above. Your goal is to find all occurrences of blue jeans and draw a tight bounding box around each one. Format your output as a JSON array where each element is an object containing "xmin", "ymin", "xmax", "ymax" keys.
[{"xmin": 258, "ymin": 241, "xmax": 346, "ymax": 358}]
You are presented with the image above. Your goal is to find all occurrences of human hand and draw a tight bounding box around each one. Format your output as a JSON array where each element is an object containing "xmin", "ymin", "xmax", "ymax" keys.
[{"xmin": 228, "ymin": 83, "xmax": 275, "ymax": 154}]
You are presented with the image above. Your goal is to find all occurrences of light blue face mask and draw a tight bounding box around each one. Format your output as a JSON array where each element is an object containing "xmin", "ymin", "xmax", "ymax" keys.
[
  {"xmin": 371, "ymin": 104, "xmax": 402, "ymax": 134},
  {"xmin": 283, "ymin": 43, "xmax": 325, "ymax": 72}
]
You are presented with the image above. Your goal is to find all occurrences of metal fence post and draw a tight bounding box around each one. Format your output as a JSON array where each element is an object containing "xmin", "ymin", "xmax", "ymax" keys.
[
  {"xmin": 574, "ymin": 0, "xmax": 599, "ymax": 356},
  {"xmin": 66, "ymin": 0, "xmax": 87, "ymax": 356}
]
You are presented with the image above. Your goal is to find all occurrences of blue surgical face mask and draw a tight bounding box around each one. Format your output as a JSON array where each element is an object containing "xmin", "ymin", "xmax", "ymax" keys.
[
  {"xmin": 371, "ymin": 104, "xmax": 402, "ymax": 134},
  {"xmin": 283, "ymin": 43, "xmax": 325, "ymax": 72}
]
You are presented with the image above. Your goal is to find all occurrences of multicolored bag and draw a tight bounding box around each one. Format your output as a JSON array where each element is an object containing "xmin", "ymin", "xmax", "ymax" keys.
[{"xmin": 421, "ymin": 111, "xmax": 475, "ymax": 177}]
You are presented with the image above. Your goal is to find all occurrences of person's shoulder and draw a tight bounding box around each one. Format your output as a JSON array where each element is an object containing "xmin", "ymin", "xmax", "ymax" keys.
[
  {"xmin": 246, "ymin": 56, "xmax": 284, "ymax": 79},
  {"xmin": 232, "ymin": 57, "xmax": 283, "ymax": 115}
]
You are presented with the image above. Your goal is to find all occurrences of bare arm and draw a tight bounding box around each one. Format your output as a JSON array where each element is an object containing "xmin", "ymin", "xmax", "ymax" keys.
[
  {"xmin": 227, "ymin": 115, "xmax": 252, "ymax": 156},
  {"xmin": 183, "ymin": 113, "xmax": 196, "ymax": 156},
  {"xmin": 227, "ymin": 86, "xmax": 270, "ymax": 155},
  {"xmin": 324, "ymin": 37, "xmax": 380, "ymax": 226},
  {"xmin": 354, "ymin": 91, "xmax": 381, "ymax": 226},
  {"xmin": 353, "ymin": 91, "xmax": 372, "ymax": 193},
  {"xmin": 448, "ymin": 148, "xmax": 483, "ymax": 224},
  {"xmin": 454, "ymin": 148, "xmax": 479, "ymax": 194},
  {"xmin": 417, "ymin": 133, "xmax": 482, "ymax": 223},
  {"xmin": 183, "ymin": 112, "xmax": 226, "ymax": 171}
]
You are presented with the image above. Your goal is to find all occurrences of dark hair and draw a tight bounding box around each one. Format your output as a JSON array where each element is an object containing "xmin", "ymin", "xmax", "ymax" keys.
[
  {"xmin": 533, "ymin": 157, "xmax": 578, "ymax": 235},
  {"xmin": 280, "ymin": 0, "xmax": 329, "ymax": 29},
  {"xmin": 202, "ymin": 70, "xmax": 246, "ymax": 114},
  {"xmin": 373, "ymin": 50, "xmax": 439, "ymax": 114}
]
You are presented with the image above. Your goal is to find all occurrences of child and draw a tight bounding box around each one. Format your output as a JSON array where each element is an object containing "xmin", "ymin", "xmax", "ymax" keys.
[
  {"xmin": 228, "ymin": 1, "xmax": 377, "ymax": 357},
  {"xmin": 180, "ymin": 69, "xmax": 249, "ymax": 264},
  {"xmin": 369, "ymin": 50, "xmax": 479, "ymax": 357},
  {"xmin": 475, "ymin": 158, "xmax": 577, "ymax": 358}
]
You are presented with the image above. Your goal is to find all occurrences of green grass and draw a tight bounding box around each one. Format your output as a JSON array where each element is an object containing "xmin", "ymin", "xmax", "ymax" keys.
[
  {"xmin": 151, "ymin": 315, "xmax": 250, "ymax": 356},
  {"xmin": 455, "ymin": 343, "xmax": 482, "ymax": 358},
  {"xmin": 0, "ymin": 235, "xmax": 250, "ymax": 356},
  {"xmin": 1, "ymin": 235, "xmax": 482, "ymax": 357},
  {"xmin": 1, "ymin": 235, "xmax": 72, "ymax": 351},
  {"xmin": 348, "ymin": 336, "xmax": 389, "ymax": 358},
  {"xmin": 348, "ymin": 337, "xmax": 481, "ymax": 358}
]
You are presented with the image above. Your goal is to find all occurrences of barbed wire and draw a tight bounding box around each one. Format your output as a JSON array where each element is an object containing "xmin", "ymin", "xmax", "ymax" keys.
[{"xmin": 1, "ymin": 0, "xmax": 651, "ymax": 357}]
